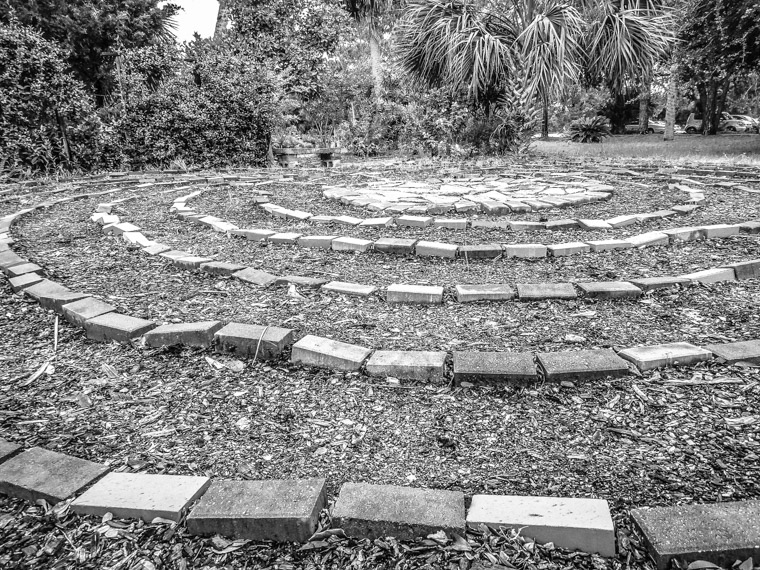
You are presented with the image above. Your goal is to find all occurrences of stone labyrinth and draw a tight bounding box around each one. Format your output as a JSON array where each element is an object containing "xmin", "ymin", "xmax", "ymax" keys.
[{"xmin": 1, "ymin": 158, "xmax": 760, "ymax": 566}]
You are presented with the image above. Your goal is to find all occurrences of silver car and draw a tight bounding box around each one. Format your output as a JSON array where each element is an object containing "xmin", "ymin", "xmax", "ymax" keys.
[{"xmin": 624, "ymin": 119, "xmax": 666, "ymax": 134}]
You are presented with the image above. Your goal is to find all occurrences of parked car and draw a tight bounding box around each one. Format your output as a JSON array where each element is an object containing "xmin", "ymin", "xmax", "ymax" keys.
[
  {"xmin": 731, "ymin": 114, "xmax": 759, "ymax": 133},
  {"xmin": 685, "ymin": 112, "xmax": 748, "ymax": 133},
  {"xmin": 624, "ymin": 119, "xmax": 666, "ymax": 134}
]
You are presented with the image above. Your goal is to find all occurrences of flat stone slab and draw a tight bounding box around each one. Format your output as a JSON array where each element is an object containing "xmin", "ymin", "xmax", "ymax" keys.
[
  {"xmin": 298, "ymin": 236, "xmax": 337, "ymax": 249},
  {"xmin": 455, "ymin": 284, "xmax": 515, "ymax": 302},
  {"xmin": 0, "ymin": 439, "xmax": 20, "ymax": 463},
  {"xmin": 453, "ymin": 352, "xmax": 538, "ymax": 384},
  {"xmin": 628, "ymin": 232, "xmax": 670, "ymax": 248},
  {"xmin": 274, "ymin": 275, "xmax": 328, "ymax": 288},
  {"xmin": 577, "ymin": 281, "xmax": 642, "ymax": 300},
  {"xmin": 387, "ymin": 284, "xmax": 444, "ymax": 304},
  {"xmin": 291, "ymin": 335, "xmax": 372, "ymax": 372},
  {"xmin": 722, "ymin": 259, "xmax": 760, "ymax": 280},
  {"xmin": 374, "ymin": 238, "xmax": 418, "ymax": 255},
  {"xmin": 332, "ymin": 483, "xmax": 465, "ymax": 541},
  {"xmin": 704, "ymin": 340, "xmax": 760, "ymax": 364},
  {"xmin": 537, "ymin": 349, "xmax": 630, "ymax": 381},
  {"xmin": 628, "ymin": 276, "xmax": 690, "ymax": 291},
  {"xmin": 8, "ymin": 272, "xmax": 43, "ymax": 293},
  {"xmin": 700, "ymin": 224, "xmax": 741, "ymax": 238},
  {"xmin": 740, "ymin": 221, "xmax": 760, "ymax": 234},
  {"xmin": 504, "ymin": 244, "xmax": 547, "ymax": 258},
  {"xmin": 233, "ymin": 267, "xmax": 278, "ymax": 286},
  {"xmin": 606, "ymin": 214, "xmax": 640, "ymax": 228},
  {"xmin": 578, "ymin": 219, "xmax": 612, "ymax": 230},
  {"xmin": 269, "ymin": 232, "xmax": 302, "ymax": 245},
  {"xmin": 215, "ymin": 323, "xmax": 294, "ymax": 360},
  {"xmin": 143, "ymin": 243, "xmax": 172, "ymax": 255},
  {"xmin": 84, "ymin": 313, "xmax": 156, "ymax": 343},
  {"xmin": 71, "ymin": 472, "xmax": 210, "ymax": 522},
  {"xmin": 631, "ymin": 500, "xmax": 760, "ymax": 570},
  {"xmin": 322, "ymin": 281, "xmax": 377, "ymax": 297},
  {"xmin": 459, "ymin": 244, "xmax": 503, "ymax": 259},
  {"xmin": 545, "ymin": 219, "xmax": 579, "ymax": 230},
  {"xmin": 548, "ymin": 242, "xmax": 591, "ymax": 257},
  {"xmin": 159, "ymin": 250, "xmax": 193, "ymax": 261},
  {"xmin": 365, "ymin": 351, "xmax": 447, "ymax": 381},
  {"xmin": 332, "ymin": 237, "xmax": 373, "ymax": 252},
  {"xmin": 679, "ymin": 267, "xmax": 736, "ymax": 283},
  {"xmin": 199, "ymin": 261, "xmax": 247, "ymax": 276},
  {"xmin": 618, "ymin": 342, "xmax": 713, "ymax": 371},
  {"xmin": 396, "ymin": 215, "xmax": 433, "ymax": 227},
  {"xmin": 433, "ymin": 218, "xmax": 467, "ymax": 230},
  {"xmin": 0, "ymin": 447, "xmax": 108, "ymax": 504},
  {"xmin": 174, "ymin": 256, "xmax": 213, "ymax": 270},
  {"xmin": 359, "ymin": 217, "xmax": 393, "ymax": 227},
  {"xmin": 143, "ymin": 321, "xmax": 222, "ymax": 348},
  {"xmin": 187, "ymin": 478, "xmax": 327, "ymax": 542},
  {"xmin": 231, "ymin": 229, "xmax": 276, "ymax": 241},
  {"xmin": 586, "ymin": 239, "xmax": 633, "ymax": 251},
  {"xmin": 467, "ymin": 495, "xmax": 615, "ymax": 557},
  {"xmin": 415, "ymin": 241, "xmax": 458, "ymax": 258},
  {"xmin": 6, "ymin": 262, "xmax": 42, "ymax": 277},
  {"xmin": 517, "ymin": 283, "xmax": 577, "ymax": 301},
  {"xmin": 24, "ymin": 280, "xmax": 90, "ymax": 313},
  {"xmin": 61, "ymin": 297, "xmax": 116, "ymax": 327}
]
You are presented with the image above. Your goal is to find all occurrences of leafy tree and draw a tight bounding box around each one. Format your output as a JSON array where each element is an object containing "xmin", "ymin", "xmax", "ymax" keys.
[
  {"xmin": 0, "ymin": 0, "xmax": 180, "ymax": 104},
  {"xmin": 0, "ymin": 22, "xmax": 106, "ymax": 176},
  {"xmin": 678, "ymin": 0, "xmax": 760, "ymax": 134}
]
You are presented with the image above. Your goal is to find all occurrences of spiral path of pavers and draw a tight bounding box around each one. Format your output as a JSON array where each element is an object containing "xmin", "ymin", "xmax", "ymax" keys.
[{"xmin": 2, "ymin": 167, "xmax": 760, "ymax": 566}]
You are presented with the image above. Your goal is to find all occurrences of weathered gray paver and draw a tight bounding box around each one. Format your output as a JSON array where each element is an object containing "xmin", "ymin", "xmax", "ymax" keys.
[
  {"xmin": 8, "ymin": 272, "xmax": 43, "ymax": 293},
  {"xmin": 159, "ymin": 249, "xmax": 193, "ymax": 261},
  {"xmin": 455, "ymin": 284, "xmax": 515, "ymax": 302},
  {"xmin": 578, "ymin": 219, "xmax": 612, "ymax": 230},
  {"xmin": 332, "ymin": 237, "xmax": 373, "ymax": 252},
  {"xmin": 700, "ymin": 224, "xmax": 741, "ymax": 238},
  {"xmin": 143, "ymin": 243, "xmax": 172, "ymax": 255},
  {"xmin": 71, "ymin": 472, "xmax": 211, "ymax": 522},
  {"xmin": 187, "ymin": 478, "xmax": 327, "ymax": 542},
  {"xmin": 453, "ymin": 352, "xmax": 537, "ymax": 384},
  {"xmin": 704, "ymin": 340, "xmax": 760, "ymax": 364},
  {"xmin": 61, "ymin": 297, "xmax": 116, "ymax": 327},
  {"xmin": 0, "ymin": 447, "xmax": 108, "ymax": 504},
  {"xmin": 628, "ymin": 232, "xmax": 669, "ymax": 248},
  {"xmin": 0, "ymin": 439, "xmax": 20, "ymax": 463},
  {"xmin": 740, "ymin": 221, "xmax": 760, "ymax": 234},
  {"xmin": 298, "ymin": 236, "xmax": 337, "ymax": 249},
  {"xmin": 290, "ymin": 335, "xmax": 372, "ymax": 372},
  {"xmin": 467, "ymin": 495, "xmax": 615, "ymax": 557},
  {"xmin": 6, "ymin": 262, "xmax": 42, "ymax": 277},
  {"xmin": 174, "ymin": 256, "xmax": 213, "ymax": 270},
  {"xmin": 332, "ymin": 483, "xmax": 465, "ymax": 540},
  {"xmin": 84, "ymin": 313, "xmax": 156, "ymax": 343},
  {"xmin": 537, "ymin": 349, "xmax": 630, "ymax": 381},
  {"xmin": 517, "ymin": 283, "xmax": 577, "ymax": 300},
  {"xmin": 628, "ymin": 276, "xmax": 690, "ymax": 291},
  {"xmin": 459, "ymin": 244, "xmax": 503, "ymax": 259},
  {"xmin": 722, "ymin": 259, "xmax": 760, "ymax": 280},
  {"xmin": 199, "ymin": 261, "xmax": 247, "ymax": 276},
  {"xmin": 679, "ymin": 267, "xmax": 736, "ymax": 283},
  {"xmin": 577, "ymin": 281, "xmax": 642, "ymax": 300},
  {"xmin": 322, "ymin": 281, "xmax": 377, "ymax": 297},
  {"xmin": 387, "ymin": 284, "xmax": 444, "ymax": 304},
  {"xmin": 24, "ymin": 280, "xmax": 90, "ymax": 313},
  {"xmin": 545, "ymin": 219, "xmax": 579, "ymax": 230},
  {"xmin": 415, "ymin": 241, "xmax": 458, "ymax": 258},
  {"xmin": 233, "ymin": 267, "xmax": 278, "ymax": 286},
  {"xmin": 274, "ymin": 275, "xmax": 328, "ymax": 288},
  {"xmin": 631, "ymin": 500, "xmax": 760, "ymax": 570},
  {"xmin": 433, "ymin": 218, "xmax": 467, "ymax": 230},
  {"xmin": 269, "ymin": 232, "xmax": 302, "ymax": 245},
  {"xmin": 143, "ymin": 321, "xmax": 222, "ymax": 348},
  {"xmin": 548, "ymin": 242, "xmax": 590, "ymax": 256},
  {"xmin": 374, "ymin": 238, "xmax": 418, "ymax": 254},
  {"xmin": 365, "ymin": 351, "xmax": 447, "ymax": 381},
  {"xmin": 215, "ymin": 323, "xmax": 294, "ymax": 359},
  {"xmin": 396, "ymin": 215, "xmax": 433, "ymax": 227},
  {"xmin": 618, "ymin": 342, "xmax": 713, "ymax": 371},
  {"xmin": 504, "ymin": 244, "xmax": 547, "ymax": 258},
  {"xmin": 586, "ymin": 239, "xmax": 634, "ymax": 251}
]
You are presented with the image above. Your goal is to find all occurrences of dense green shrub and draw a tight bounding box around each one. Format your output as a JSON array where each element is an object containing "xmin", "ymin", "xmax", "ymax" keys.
[
  {"xmin": 116, "ymin": 44, "xmax": 281, "ymax": 169},
  {"xmin": 568, "ymin": 116, "xmax": 611, "ymax": 143},
  {"xmin": 0, "ymin": 23, "xmax": 106, "ymax": 176}
]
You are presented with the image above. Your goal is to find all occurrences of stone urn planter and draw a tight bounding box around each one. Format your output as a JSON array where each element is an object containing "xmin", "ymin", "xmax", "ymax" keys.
[{"xmin": 273, "ymin": 147, "xmax": 342, "ymax": 168}]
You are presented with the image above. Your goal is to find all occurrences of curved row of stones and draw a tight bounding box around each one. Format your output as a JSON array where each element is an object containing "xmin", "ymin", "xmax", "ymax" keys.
[
  {"xmin": 82, "ymin": 192, "xmax": 760, "ymax": 305},
  {"xmin": 2, "ymin": 178, "xmax": 760, "ymax": 566}
]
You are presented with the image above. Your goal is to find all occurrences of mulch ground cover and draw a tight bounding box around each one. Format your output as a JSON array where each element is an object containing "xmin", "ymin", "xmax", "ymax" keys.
[{"xmin": 1, "ymin": 157, "xmax": 759, "ymax": 569}]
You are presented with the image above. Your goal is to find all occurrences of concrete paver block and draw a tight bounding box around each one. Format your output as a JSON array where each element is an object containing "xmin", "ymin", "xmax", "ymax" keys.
[
  {"xmin": 290, "ymin": 335, "xmax": 372, "ymax": 372},
  {"xmin": 631, "ymin": 500, "xmax": 760, "ymax": 570},
  {"xmin": 545, "ymin": 219, "xmax": 579, "ymax": 230},
  {"xmin": 415, "ymin": 241, "xmax": 458, "ymax": 258},
  {"xmin": 586, "ymin": 239, "xmax": 633, "ymax": 251},
  {"xmin": 0, "ymin": 447, "xmax": 108, "ymax": 504},
  {"xmin": 8, "ymin": 272, "xmax": 43, "ymax": 293},
  {"xmin": 433, "ymin": 218, "xmax": 467, "ymax": 230},
  {"xmin": 455, "ymin": 284, "xmax": 515, "ymax": 302},
  {"xmin": 703, "ymin": 340, "xmax": 760, "ymax": 364},
  {"xmin": 618, "ymin": 342, "xmax": 713, "ymax": 371},
  {"xmin": 332, "ymin": 237, "xmax": 374, "ymax": 252},
  {"xmin": 24, "ymin": 280, "xmax": 90, "ymax": 313},
  {"xmin": 233, "ymin": 268, "xmax": 278, "ymax": 286},
  {"xmin": 72, "ymin": 472, "xmax": 210, "ymax": 522},
  {"xmin": 215, "ymin": 323, "xmax": 294, "ymax": 360},
  {"xmin": 453, "ymin": 352, "xmax": 537, "ymax": 384},
  {"xmin": 61, "ymin": 297, "xmax": 116, "ymax": 327},
  {"xmin": 322, "ymin": 281, "xmax": 377, "ymax": 297},
  {"xmin": 548, "ymin": 242, "xmax": 591, "ymax": 256},
  {"xmin": 679, "ymin": 268, "xmax": 736, "ymax": 283},
  {"xmin": 333, "ymin": 483, "xmax": 465, "ymax": 541},
  {"xmin": 0, "ymin": 439, "xmax": 21, "ymax": 463},
  {"xmin": 517, "ymin": 283, "xmax": 577, "ymax": 300},
  {"xmin": 460, "ymin": 244, "xmax": 503, "ymax": 259},
  {"xmin": 374, "ymin": 238, "xmax": 418, "ymax": 255},
  {"xmin": 721, "ymin": 259, "xmax": 760, "ymax": 280},
  {"xmin": 5, "ymin": 262, "xmax": 42, "ymax": 277},
  {"xmin": 174, "ymin": 256, "xmax": 213, "ymax": 270},
  {"xmin": 199, "ymin": 262, "xmax": 247, "ymax": 276},
  {"xmin": 359, "ymin": 217, "xmax": 394, "ymax": 227},
  {"xmin": 628, "ymin": 232, "xmax": 669, "ymax": 248},
  {"xmin": 298, "ymin": 236, "xmax": 337, "ymax": 249},
  {"xmin": 504, "ymin": 244, "xmax": 547, "ymax": 258},
  {"xmin": 365, "ymin": 351, "xmax": 447, "ymax": 381},
  {"xmin": 274, "ymin": 276, "xmax": 328, "ymax": 288},
  {"xmin": 700, "ymin": 224, "xmax": 741, "ymax": 238},
  {"xmin": 467, "ymin": 495, "xmax": 615, "ymax": 557},
  {"xmin": 537, "ymin": 349, "xmax": 630, "ymax": 381},
  {"xmin": 577, "ymin": 281, "xmax": 642, "ymax": 300},
  {"xmin": 396, "ymin": 215, "xmax": 433, "ymax": 227},
  {"xmin": 628, "ymin": 276, "xmax": 690, "ymax": 291},
  {"xmin": 143, "ymin": 321, "xmax": 222, "ymax": 348},
  {"xmin": 387, "ymin": 284, "xmax": 444, "ymax": 304},
  {"xmin": 578, "ymin": 219, "xmax": 612, "ymax": 230},
  {"xmin": 269, "ymin": 233, "xmax": 302, "ymax": 245},
  {"xmin": 187, "ymin": 478, "xmax": 327, "ymax": 542},
  {"xmin": 84, "ymin": 313, "xmax": 156, "ymax": 343}
]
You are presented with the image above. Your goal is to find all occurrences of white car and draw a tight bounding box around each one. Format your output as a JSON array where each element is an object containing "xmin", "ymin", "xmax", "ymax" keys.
[
  {"xmin": 732, "ymin": 115, "xmax": 759, "ymax": 133},
  {"xmin": 624, "ymin": 119, "xmax": 666, "ymax": 134}
]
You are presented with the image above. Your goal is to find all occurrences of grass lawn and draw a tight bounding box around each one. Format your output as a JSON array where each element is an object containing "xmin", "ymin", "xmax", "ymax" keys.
[{"xmin": 534, "ymin": 133, "xmax": 760, "ymax": 165}]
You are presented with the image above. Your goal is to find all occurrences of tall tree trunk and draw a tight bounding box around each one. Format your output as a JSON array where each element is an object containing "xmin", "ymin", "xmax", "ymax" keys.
[
  {"xmin": 541, "ymin": 94, "xmax": 549, "ymax": 138},
  {"xmin": 664, "ymin": 63, "xmax": 677, "ymax": 141},
  {"xmin": 368, "ymin": 29, "xmax": 383, "ymax": 99},
  {"xmin": 214, "ymin": 0, "xmax": 230, "ymax": 40},
  {"xmin": 638, "ymin": 81, "xmax": 650, "ymax": 133},
  {"xmin": 55, "ymin": 109, "xmax": 72, "ymax": 165}
]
